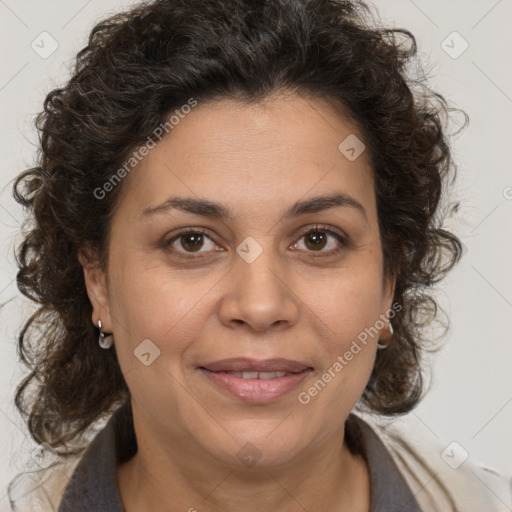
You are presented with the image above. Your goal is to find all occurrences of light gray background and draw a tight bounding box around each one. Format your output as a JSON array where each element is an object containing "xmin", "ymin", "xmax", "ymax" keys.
[{"xmin": 1, "ymin": 0, "xmax": 511, "ymax": 507}]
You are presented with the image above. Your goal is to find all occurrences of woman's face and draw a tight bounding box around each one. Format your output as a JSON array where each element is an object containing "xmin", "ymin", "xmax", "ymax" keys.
[{"xmin": 83, "ymin": 93, "xmax": 395, "ymax": 468}]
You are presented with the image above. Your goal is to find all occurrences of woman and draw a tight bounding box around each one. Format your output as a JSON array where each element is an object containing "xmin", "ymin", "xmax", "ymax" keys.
[{"xmin": 8, "ymin": 0, "xmax": 511, "ymax": 510}]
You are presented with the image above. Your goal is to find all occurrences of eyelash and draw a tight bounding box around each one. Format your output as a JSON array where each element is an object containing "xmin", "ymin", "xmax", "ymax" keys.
[{"xmin": 162, "ymin": 224, "xmax": 348, "ymax": 259}]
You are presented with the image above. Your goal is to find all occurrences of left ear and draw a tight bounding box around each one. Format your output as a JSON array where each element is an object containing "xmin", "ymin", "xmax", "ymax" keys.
[
  {"xmin": 382, "ymin": 273, "xmax": 396, "ymax": 311},
  {"xmin": 380, "ymin": 273, "xmax": 397, "ymax": 341}
]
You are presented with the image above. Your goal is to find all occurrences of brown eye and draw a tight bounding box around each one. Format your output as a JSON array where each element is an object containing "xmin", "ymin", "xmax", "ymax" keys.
[
  {"xmin": 293, "ymin": 225, "xmax": 347, "ymax": 256},
  {"xmin": 164, "ymin": 228, "xmax": 218, "ymax": 255},
  {"xmin": 179, "ymin": 232, "xmax": 205, "ymax": 252},
  {"xmin": 304, "ymin": 231, "xmax": 328, "ymax": 251}
]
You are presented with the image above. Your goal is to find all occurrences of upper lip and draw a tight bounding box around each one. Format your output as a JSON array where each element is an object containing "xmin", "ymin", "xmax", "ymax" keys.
[{"xmin": 200, "ymin": 358, "xmax": 312, "ymax": 373}]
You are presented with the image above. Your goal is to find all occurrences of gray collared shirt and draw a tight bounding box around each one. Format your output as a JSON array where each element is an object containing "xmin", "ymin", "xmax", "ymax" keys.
[{"xmin": 58, "ymin": 408, "xmax": 422, "ymax": 511}]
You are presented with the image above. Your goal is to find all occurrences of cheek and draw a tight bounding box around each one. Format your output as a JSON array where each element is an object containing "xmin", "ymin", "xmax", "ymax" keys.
[
  {"xmin": 109, "ymin": 258, "xmax": 213, "ymax": 342},
  {"xmin": 295, "ymin": 264, "xmax": 383, "ymax": 410},
  {"xmin": 108, "ymin": 266, "xmax": 210, "ymax": 409},
  {"xmin": 301, "ymin": 266, "xmax": 385, "ymax": 347},
  {"xmin": 300, "ymin": 280, "xmax": 380, "ymax": 416}
]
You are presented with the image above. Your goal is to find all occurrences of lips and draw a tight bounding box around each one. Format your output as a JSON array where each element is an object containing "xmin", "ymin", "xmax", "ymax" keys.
[{"xmin": 198, "ymin": 358, "xmax": 313, "ymax": 403}]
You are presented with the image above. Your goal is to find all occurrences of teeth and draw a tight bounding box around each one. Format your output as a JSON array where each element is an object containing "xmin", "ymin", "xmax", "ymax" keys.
[
  {"xmin": 241, "ymin": 371, "xmax": 259, "ymax": 379},
  {"xmin": 259, "ymin": 371, "xmax": 286, "ymax": 379},
  {"xmin": 221, "ymin": 371, "xmax": 289, "ymax": 379}
]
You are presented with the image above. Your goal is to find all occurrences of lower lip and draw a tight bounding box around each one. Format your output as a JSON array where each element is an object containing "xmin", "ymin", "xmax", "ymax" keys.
[{"xmin": 199, "ymin": 368, "xmax": 312, "ymax": 403}]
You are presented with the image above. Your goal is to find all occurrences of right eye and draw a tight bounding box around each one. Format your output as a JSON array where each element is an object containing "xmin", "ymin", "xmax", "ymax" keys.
[{"xmin": 162, "ymin": 227, "xmax": 222, "ymax": 256}]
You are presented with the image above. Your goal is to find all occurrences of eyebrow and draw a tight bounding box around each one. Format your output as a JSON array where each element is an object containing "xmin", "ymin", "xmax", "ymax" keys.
[{"xmin": 141, "ymin": 193, "xmax": 367, "ymax": 223}]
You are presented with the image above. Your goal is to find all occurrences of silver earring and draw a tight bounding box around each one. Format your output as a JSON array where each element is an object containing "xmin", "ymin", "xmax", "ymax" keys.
[
  {"xmin": 97, "ymin": 319, "xmax": 114, "ymax": 349},
  {"xmin": 377, "ymin": 321, "xmax": 393, "ymax": 349}
]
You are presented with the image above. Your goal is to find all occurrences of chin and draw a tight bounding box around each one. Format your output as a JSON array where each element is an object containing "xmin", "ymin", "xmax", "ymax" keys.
[{"xmin": 206, "ymin": 426, "xmax": 307, "ymax": 470}]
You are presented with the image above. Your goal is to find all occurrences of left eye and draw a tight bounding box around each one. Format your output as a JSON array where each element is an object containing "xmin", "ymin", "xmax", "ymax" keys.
[
  {"xmin": 293, "ymin": 226, "xmax": 346, "ymax": 254},
  {"xmin": 164, "ymin": 225, "xmax": 346, "ymax": 256}
]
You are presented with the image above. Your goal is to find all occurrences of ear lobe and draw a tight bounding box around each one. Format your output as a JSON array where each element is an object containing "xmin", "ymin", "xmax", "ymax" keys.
[
  {"xmin": 78, "ymin": 247, "xmax": 112, "ymax": 331},
  {"xmin": 383, "ymin": 273, "xmax": 397, "ymax": 310},
  {"xmin": 379, "ymin": 273, "xmax": 397, "ymax": 343}
]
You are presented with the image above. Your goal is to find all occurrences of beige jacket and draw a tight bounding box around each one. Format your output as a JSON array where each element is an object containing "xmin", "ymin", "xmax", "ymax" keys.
[
  {"xmin": 6, "ymin": 413, "xmax": 512, "ymax": 512},
  {"xmin": 365, "ymin": 413, "xmax": 512, "ymax": 512}
]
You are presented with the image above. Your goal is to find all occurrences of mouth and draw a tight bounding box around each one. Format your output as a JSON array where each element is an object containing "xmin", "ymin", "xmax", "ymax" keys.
[
  {"xmin": 205, "ymin": 370, "xmax": 299, "ymax": 379},
  {"xmin": 198, "ymin": 358, "xmax": 313, "ymax": 403}
]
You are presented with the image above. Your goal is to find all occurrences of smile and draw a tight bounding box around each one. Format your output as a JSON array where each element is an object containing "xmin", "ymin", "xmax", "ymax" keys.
[{"xmin": 199, "ymin": 367, "xmax": 312, "ymax": 403}]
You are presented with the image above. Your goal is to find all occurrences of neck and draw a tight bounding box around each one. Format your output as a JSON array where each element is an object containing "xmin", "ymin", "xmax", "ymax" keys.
[{"xmin": 116, "ymin": 420, "xmax": 370, "ymax": 512}]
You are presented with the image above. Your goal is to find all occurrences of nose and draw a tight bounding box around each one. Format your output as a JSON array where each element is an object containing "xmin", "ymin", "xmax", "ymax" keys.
[{"xmin": 218, "ymin": 243, "xmax": 300, "ymax": 333}]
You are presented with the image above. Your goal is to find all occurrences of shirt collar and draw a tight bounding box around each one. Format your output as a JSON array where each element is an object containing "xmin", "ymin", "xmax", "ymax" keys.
[{"xmin": 58, "ymin": 408, "xmax": 422, "ymax": 512}]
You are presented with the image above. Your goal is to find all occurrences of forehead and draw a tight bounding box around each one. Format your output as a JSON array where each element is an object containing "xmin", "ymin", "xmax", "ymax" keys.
[{"xmin": 115, "ymin": 94, "xmax": 375, "ymax": 222}]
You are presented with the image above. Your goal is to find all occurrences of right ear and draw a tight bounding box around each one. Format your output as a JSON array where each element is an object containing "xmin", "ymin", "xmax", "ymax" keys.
[{"xmin": 78, "ymin": 246, "xmax": 113, "ymax": 332}]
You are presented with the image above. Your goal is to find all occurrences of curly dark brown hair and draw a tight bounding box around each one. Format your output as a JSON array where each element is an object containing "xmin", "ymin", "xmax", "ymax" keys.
[{"xmin": 12, "ymin": 0, "xmax": 464, "ymax": 458}]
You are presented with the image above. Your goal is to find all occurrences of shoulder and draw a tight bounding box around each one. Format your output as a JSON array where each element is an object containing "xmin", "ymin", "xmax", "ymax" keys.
[
  {"xmin": 6, "ymin": 419, "xmax": 110, "ymax": 512},
  {"xmin": 354, "ymin": 411, "xmax": 512, "ymax": 512},
  {"xmin": 5, "ymin": 457, "xmax": 81, "ymax": 512},
  {"xmin": 8, "ymin": 405, "xmax": 134, "ymax": 512}
]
